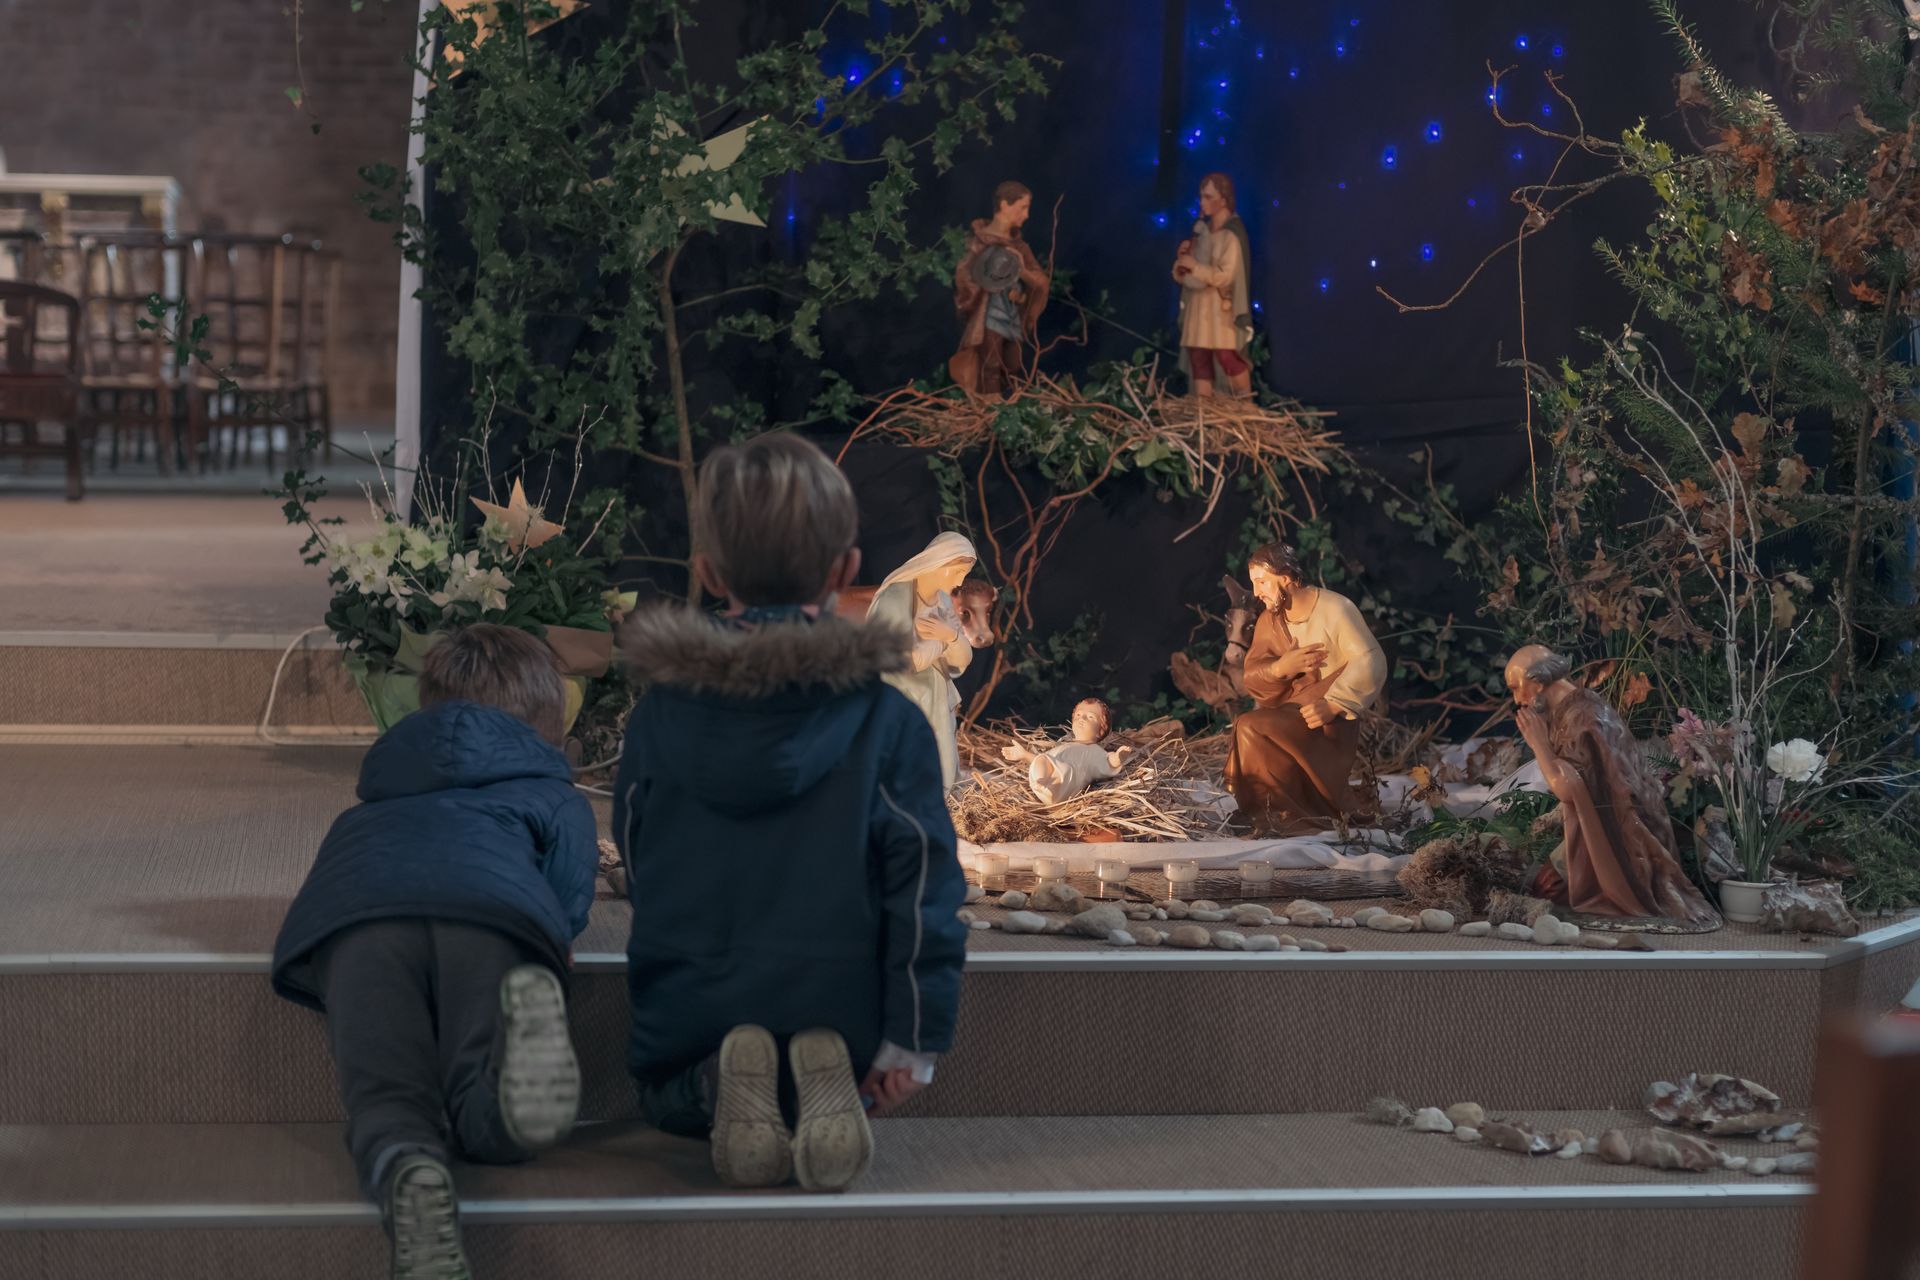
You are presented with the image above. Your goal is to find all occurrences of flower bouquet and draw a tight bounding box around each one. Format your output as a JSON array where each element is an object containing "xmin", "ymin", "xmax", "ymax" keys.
[{"xmin": 318, "ymin": 477, "xmax": 630, "ymax": 734}]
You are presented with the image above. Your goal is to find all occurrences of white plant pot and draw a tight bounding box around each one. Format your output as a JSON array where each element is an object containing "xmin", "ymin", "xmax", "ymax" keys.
[{"xmin": 1719, "ymin": 879, "xmax": 1769, "ymax": 924}]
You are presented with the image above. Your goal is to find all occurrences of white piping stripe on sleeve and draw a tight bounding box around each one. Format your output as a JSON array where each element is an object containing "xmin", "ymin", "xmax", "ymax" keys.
[{"xmin": 879, "ymin": 785, "xmax": 931, "ymax": 1052}]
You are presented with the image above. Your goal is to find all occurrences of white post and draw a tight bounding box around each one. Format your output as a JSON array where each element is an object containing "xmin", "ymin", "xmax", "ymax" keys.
[{"xmin": 392, "ymin": 0, "xmax": 436, "ymax": 519}]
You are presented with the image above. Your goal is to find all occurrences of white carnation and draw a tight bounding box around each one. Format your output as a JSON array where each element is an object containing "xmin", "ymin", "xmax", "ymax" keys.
[{"xmin": 1765, "ymin": 738, "xmax": 1825, "ymax": 784}]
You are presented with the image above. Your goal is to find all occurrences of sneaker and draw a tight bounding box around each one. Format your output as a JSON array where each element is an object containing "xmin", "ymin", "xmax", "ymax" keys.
[
  {"xmin": 385, "ymin": 1155, "xmax": 470, "ymax": 1280},
  {"xmin": 788, "ymin": 1028, "xmax": 873, "ymax": 1193},
  {"xmin": 711, "ymin": 1024, "xmax": 793, "ymax": 1188},
  {"xmin": 497, "ymin": 965, "xmax": 580, "ymax": 1151}
]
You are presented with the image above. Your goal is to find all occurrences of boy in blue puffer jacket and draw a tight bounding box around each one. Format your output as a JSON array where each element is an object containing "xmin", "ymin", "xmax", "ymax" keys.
[
  {"xmin": 272, "ymin": 623, "xmax": 598, "ymax": 1280},
  {"xmin": 615, "ymin": 432, "xmax": 966, "ymax": 1193}
]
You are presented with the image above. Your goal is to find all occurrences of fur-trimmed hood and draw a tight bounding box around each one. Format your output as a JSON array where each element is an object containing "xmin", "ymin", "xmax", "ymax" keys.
[
  {"xmin": 619, "ymin": 606, "xmax": 915, "ymax": 816},
  {"xmin": 618, "ymin": 606, "xmax": 910, "ymax": 700}
]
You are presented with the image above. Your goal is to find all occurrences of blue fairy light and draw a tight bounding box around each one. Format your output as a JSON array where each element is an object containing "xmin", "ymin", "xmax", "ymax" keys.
[
  {"xmin": 1335, "ymin": 39, "xmax": 1347, "ymax": 56},
  {"xmin": 889, "ymin": 72, "xmax": 903, "ymax": 94},
  {"xmin": 1217, "ymin": 79, "xmax": 1229, "ymax": 89},
  {"xmin": 1466, "ymin": 196, "xmax": 1479, "ymax": 208},
  {"xmin": 1255, "ymin": 46, "xmax": 1266, "ymax": 59},
  {"xmin": 1540, "ymin": 102, "xmax": 1553, "ymax": 117},
  {"xmin": 1420, "ymin": 243, "xmax": 1435, "ymax": 261},
  {"xmin": 1154, "ymin": 212, "xmax": 1170, "ymax": 227},
  {"xmin": 1318, "ymin": 277, "xmax": 1332, "ymax": 294},
  {"xmin": 1349, "ymin": 15, "xmax": 1360, "ymax": 25},
  {"xmin": 1252, "ymin": 299, "xmax": 1263, "ymax": 312},
  {"xmin": 1380, "ymin": 145, "xmax": 1398, "ymax": 169},
  {"xmin": 1337, "ymin": 180, "xmax": 1348, "ymax": 190},
  {"xmin": 1552, "ymin": 43, "xmax": 1565, "ymax": 58},
  {"xmin": 1369, "ymin": 257, "xmax": 1379, "ymax": 269},
  {"xmin": 1288, "ymin": 66, "xmax": 1300, "ymax": 79},
  {"xmin": 1511, "ymin": 148, "xmax": 1525, "ymax": 162},
  {"xmin": 846, "ymin": 67, "xmax": 862, "ymax": 84},
  {"xmin": 1426, "ymin": 121, "xmax": 1443, "ymax": 142},
  {"xmin": 786, "ymin": 207, "xmax": 797, "ymax": 225},
  {"xmin": 1515, "ymin": 33, "xmax": 1530, "ymax": 50}
]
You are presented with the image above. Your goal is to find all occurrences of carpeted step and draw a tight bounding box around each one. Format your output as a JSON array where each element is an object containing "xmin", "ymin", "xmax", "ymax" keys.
[
  {"xmin": 0, "ymin": 636, "xmax": 369, "ymax": 730},
  {"xmin": 0, "ymin": 1114, "xmax": 1810, "ymax": 1280}
]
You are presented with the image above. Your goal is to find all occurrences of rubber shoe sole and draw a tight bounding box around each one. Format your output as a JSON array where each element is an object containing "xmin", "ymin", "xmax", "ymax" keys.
[
  {"xmin": 711, "ymin": 1024, "xmax": 793, "ymax": 1188},
  {"xmin": 497, "ymin": 965, "xmax": 580, "ymax": 1151},
  {"xmin": 387, "ymin": 1156, "xmax": 470, "ymax": 1280},
  {"xmin": 789, "ymin": 1028, "xmax": 873, "ymax": 1193}
]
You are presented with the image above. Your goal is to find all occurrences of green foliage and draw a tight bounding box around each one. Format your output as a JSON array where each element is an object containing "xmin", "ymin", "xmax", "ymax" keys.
[
  {"xmin": 1402, "ymin": 789, "xmax": 1561, "ymax": 864},
  {"xmin": 387, "ymin": 0, "xmax": 1053, "ymax": 593}
]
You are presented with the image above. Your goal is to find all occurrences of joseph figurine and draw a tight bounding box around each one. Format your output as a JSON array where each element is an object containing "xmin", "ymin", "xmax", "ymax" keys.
[
  {"xmin": 1223, "ymin": 543, "xmax": 1387, "ymax": 832},
  {"xmin": 950, "ymin": 180, "xmax": 1050, "ymax": 397},
  {"xmin": 1507, "ymin": 645, "xmax": 1720, "ymax": 926}
]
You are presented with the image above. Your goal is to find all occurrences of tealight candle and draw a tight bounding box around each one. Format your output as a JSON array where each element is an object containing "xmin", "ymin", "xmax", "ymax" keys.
[
  {"xmin": 1164, "ymin": 859, "xmax": 1200, "ymax": 897},
  {"xmin": 1239, "ymin": 858, "xmax": 1276, "ymax": 892},
  {"xmin": 1030, "ymin": 855, "xmax": 1069, "ymax": 887},
  {"xmin": 1096, "ymin": 858, "xmax": 1131, "ymax": 898},
  {"xmin": 975, "ymin": 852, "xmax": 1009, "ymax": 891}
]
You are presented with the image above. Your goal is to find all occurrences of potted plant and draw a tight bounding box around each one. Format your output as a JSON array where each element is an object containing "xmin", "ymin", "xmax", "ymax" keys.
[{"xmin": 312, "ymin": 476, "xmax": 629, "ymax": 734}]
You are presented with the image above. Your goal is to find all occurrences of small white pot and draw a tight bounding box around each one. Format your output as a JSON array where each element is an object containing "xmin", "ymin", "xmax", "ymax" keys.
[{"xmin": 1719, "ymin": 879, "xmax": 1770, "ymax": 924}]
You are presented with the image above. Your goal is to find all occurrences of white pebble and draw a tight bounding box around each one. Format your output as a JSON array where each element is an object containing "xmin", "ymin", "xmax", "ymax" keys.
[
  {"xmin": 1337, "ymin": 917, "xmax": 1358, "ymax": 929},
  {"xmin": 1748, "ymin": 1158, "xmax": 1778, "ymax": 1176},
  {"xmin": 1001, "ymin": 910, "xmax": 1047, "ymax": 934},
  {"xmin": 1353, "ymin": 906, "xmax": 1387, "ymax": 925},
  {"xmin": 1242, "ymin": 934, "xmax": 1281, "ymax": 952},
  {"xmin": 1454, "ymin": 1127, "xmax": 1481, "ymax": 1143},
  {"xmin": 1496, "ymin": 922, "xmax": 1535, "ymax": 942},
  {"xmin": 1273, "ymin": 915, "xmax": 1292, "ymax": 926},
  {"xmin": 1279, "ymin": 945, "xmax": 1302, "ymax": 951},
  {"xmin": 1556, "ymin": 1142, "xmax": 1583, "ymax": 1159},
  {"xmin": 1153, "ymin": 908, "xmax": 1169, "ymax": 920},
  {"xmin": 964, "ymin": 884, "xmax": 986, "ymax": 904},
  {"xmin": 1533, "ymin": 914, "xmax": 1570, "ymax": 946},
  {"xmin": 1721, "ymin": 1156, "xmax": 1749, "ymax": 1171},
  {"xmin": 999, "ymin": 890, "xmax": 1029, "ymax": 909},
  {"xmin": 1366, "ymin": 913, "xmax": 1417, "ymax": 933},
  {"xmin": 1557, "ymin": 920, "xmax": 1582, "ymax": 944},
  {"xmin": 1577, "ymin": 933, "xmax": 1620, "ymax": 950},
  {"xmin": 1107, "ymin": 928, "xmax": 1138, "ymax": 947},
  {"xmin": 1212, "ymin": 930, "xmax": 1247, "ymax": 951},
  {"xmin": 1188, "ymin": 909, "xmax": 1229, "ymax": 922},
  {"xmin": 1419, "ymin": 909, "xmax": 1456, "ymax": 933},
  {"xmin": 1775, "ymin": 1152, "xmax": 1816, "ymax": 1175},
  {"xmin": 1192, "ymin": 900, "xmax": 1221, "ymax": 912},
  {"xmin": 1459, "ymin": 921, "xmax": 1493, "ymax": 937},
  {"xmin": 970, "ymin": 919, "xmax": 992, "ymax": 931},
  {"xmin": 957, "ymin": 908, "xmax": 976, "ymax": 923},
  {"xmin": 1296, "ymin": 938, "xmax": 1329, "ymax": 952},
  {"xmin": 1412, "ymin": 1108, "xmax": 1455, "ymax": 1134},
  {"xmin": 1445, "ymin": 1103, "xmax": 1485, "ymax": 1128}
]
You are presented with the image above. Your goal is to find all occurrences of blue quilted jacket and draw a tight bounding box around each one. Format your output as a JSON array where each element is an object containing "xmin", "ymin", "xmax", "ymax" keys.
[{"xmin": 271, "ymin": 700, "xmax": 599, "ymax": 1009}]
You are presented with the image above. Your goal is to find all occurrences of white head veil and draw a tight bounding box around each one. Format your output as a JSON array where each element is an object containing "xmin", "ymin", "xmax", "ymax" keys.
[{"xmin": 872, "ymin": 531, "xmax": 978, "ymax": 600}]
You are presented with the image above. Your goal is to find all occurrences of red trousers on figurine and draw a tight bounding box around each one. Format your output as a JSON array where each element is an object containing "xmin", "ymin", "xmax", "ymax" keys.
[{"xmin": 1187, "ymin": 347, "xmax": 1249, "ymax": 380}]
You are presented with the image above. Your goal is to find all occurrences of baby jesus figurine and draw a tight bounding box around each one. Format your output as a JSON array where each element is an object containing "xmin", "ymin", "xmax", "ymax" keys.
[{"xmin": 1000, "ymin": 698, "xmax": 1133, "ymax": 806}]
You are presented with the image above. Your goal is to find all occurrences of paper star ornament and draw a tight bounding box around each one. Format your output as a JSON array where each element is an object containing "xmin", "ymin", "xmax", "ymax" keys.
[
  {"xmin": 654, "ymin": 116, "xmax": 766, "ymax": 227},
  {"xmin": 471, "ymin": 480, "xmax": 565, "ymax": 551},
  {"xmin": 439, "ymin": 0, "xmax": 588, "ymax": 76}
]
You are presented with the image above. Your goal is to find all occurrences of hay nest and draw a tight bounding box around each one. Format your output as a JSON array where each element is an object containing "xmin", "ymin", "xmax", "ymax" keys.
[
  {"xmin": 1396, "ymin": 833, "xmax": 1533, "ymax": 917},
  {"xmin": 952, "ymin": 720, "xmax": 1235, "ymax": 844}
]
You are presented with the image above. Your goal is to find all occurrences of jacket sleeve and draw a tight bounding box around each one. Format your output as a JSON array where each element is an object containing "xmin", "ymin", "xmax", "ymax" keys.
[
  {"xmin": 611, "ymin": 709, "xmax": 645, "ymax": 884},
  {"xmin": 871, "ymin": 706, "xmax": 968, "ymax": 1055},
  {"xmin": 538, "ymin": 786, "xmax": 600, "ymax": 941}
]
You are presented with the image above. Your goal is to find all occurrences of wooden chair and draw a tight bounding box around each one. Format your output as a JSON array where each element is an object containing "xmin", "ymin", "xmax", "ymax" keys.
[
  {"xmin": 186, "ymin": 233, "xmax": 330, "ymax": 470},
  {"xmin": 75, "ymin": 233, "xmax": 189, "ymax": 471},
  {"xmin": 1799, "ymin": 1015, "xmax": 1920, "ymax": 1279},
  {"xmin": 0, "ymin": 281, "xmax": 85, "ymax": 500}
]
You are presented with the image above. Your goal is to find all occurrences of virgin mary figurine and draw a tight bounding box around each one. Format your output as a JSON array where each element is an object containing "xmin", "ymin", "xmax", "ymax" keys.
[{"xmin": 866, "ymin": 532, "xmax": 978, "ymax": 789}]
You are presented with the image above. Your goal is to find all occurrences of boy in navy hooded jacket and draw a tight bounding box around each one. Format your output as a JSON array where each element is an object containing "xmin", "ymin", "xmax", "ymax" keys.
[
  {"xmin": 615, "ymin": 432, "xmax": 966, "ymax": 1194},
  {"xmin": 272, "ymin": 624, "xmax": 598, "ymax": 1280}
]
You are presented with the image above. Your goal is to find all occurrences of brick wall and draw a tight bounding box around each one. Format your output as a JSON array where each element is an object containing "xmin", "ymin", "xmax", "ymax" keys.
[{"xmin": 0, "ymin": 0, "xmax": 415, "ymax": 422}]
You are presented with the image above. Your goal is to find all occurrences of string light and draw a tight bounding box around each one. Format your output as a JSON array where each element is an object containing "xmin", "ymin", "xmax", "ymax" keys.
[
  {"xmin": 1380, "ymin": 145, "xmax": 1398, "ymax": 170},
  {"xmin": 1420, "ymin": 243, "xmax": 1436, "ymax": 261},
  {"xmin": 1318, "ymin": 277, "xmax": 1332, "ymax": 294},
  {"xmin": 1426, "ymin": 121, "xmax": 1443, "ymax": 142},
  {"xmin": 1515, "ymin": 33, "xmax": 1530, "ymax": 50}
]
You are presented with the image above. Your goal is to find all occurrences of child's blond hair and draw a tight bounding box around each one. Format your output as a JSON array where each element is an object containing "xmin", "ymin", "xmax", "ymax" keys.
[
  {"xmin": 418, "ymin": 623, "xmax": 568, "ymax": 745},
  {"xmin": 692, "ymin": 432, "xmax": 858, "ymax": 605}
]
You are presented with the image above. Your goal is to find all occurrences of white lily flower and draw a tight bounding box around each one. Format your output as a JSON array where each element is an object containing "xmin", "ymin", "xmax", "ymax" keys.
[{"xmin": 1765, "ymin": 738, "xmax": 1825, "ymax": 784}]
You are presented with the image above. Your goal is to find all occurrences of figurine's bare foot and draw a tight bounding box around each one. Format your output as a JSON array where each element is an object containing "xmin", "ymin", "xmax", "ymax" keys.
[
  {"xmin": 1191, "ymin": 379, "xmax": 1216, "ymax": 400},
  {"xmin": 1227, "ymin": 370, "xmax": 1253, "ymax": 400}
]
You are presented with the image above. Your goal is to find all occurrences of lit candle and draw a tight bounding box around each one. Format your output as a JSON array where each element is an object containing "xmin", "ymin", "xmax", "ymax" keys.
[
  {"xmin": 975, "ymin": 852, "xmax": 1009, "ymax": 891},
  {"xmin": 1164, "ymin": 859, "xmax": 1200, "ymax": 897},
  {"xmin": 1239, "ymin": 858, "xmax": 1276, "ymax": 892},
  {"xmin": 1030, "ymin": 855, "xmax": 1069, "ymax": 887},
  {"xmin": 1096, "ymin": 858, "xmax": 1131, "ymax": 898}
]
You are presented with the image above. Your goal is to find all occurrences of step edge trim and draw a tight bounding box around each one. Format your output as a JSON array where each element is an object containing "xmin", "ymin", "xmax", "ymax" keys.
[
  {"xmin": 0, "ymin": 631, "xmax": 336, "ymax": 651},
  {"xmin": 0, "ymin": 1182, "xmax": 1811, "ymax": 1229}
]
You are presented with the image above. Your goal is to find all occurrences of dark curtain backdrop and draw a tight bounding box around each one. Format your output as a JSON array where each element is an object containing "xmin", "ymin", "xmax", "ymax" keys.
[{"xmin": 420, "ymin": 0, "xmax": 1797, "ymax": 718}]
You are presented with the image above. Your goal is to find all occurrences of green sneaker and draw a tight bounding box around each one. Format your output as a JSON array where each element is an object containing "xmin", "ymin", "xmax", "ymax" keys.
[
  {"xmin": 385, "ymin": 1155, "xmax": 470, "ymax": 1280},
  {"xmin": 497, "ymin": 965, "xmax": 580, "ymax": 1151}
]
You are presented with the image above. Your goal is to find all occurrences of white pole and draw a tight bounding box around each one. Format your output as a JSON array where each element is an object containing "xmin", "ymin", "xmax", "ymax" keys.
[{"xmin": 392, "ymin": 0, "xmax": 436, "ymax": 519}]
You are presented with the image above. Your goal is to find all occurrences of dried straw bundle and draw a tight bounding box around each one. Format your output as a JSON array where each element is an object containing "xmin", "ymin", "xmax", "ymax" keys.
[{"xmin": 952, "ymin": 721, "xmax": 1236, "ymax": 844}]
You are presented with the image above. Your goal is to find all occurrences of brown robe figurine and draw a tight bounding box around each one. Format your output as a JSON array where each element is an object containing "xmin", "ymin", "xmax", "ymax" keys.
[
  {"xmin": 950, "ymin": 180, "xmax": 1049, "ymax": 397},
  {"xmin": 1224, "ymin": 543, "xmax": 1387, "ymax": 833},
  {"xmin": 1506, "ymin": 645, "xmax": 1720, "ymax": 926}
]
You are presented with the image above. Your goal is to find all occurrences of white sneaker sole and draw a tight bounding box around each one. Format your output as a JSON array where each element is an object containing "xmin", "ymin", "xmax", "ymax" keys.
[
  {"xmin": 789, "ymin": 1028, "xmax": 873, "ymax": 1193},
  {"xmin": 711, "ymin": 1024, "xmax": 793, "ymax": 1188},
  {"xmin": 387, "ymin": 1157, "xmax": 470, "ymax": 1280},
  {"xmin": 497, "ymin": 965, "xmax": 580, "ymax": 1151}
]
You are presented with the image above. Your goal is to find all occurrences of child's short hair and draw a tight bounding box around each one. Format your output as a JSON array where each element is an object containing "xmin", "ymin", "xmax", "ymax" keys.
[
  {"xmin": 418, "ymin": 623, "xmax": 568, "ymax": 745},
  {"xmin": 692, "ymin": 432, "xmax": 858, "ymax": 606}
]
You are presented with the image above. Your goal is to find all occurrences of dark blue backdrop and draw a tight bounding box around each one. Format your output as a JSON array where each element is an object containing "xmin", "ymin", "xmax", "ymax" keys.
[{"xmin": 422, "ymin": 0, "xmax": 1796, "ymax": 717}]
